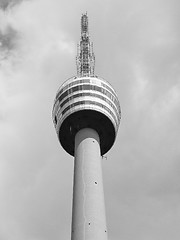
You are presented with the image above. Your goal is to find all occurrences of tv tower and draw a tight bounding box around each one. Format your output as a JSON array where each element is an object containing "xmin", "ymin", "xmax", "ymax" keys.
[{"xmin": 52, "ymin": 13, "xmax": 121, "ymax": 240}]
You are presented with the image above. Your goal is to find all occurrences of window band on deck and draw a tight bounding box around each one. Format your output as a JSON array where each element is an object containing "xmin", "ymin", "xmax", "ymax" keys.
[
  {"xmin": 61, "ymin": 100, "xmax": 119, "ymax": 127},
  {"xmin": 55, "ymin": 78, "xmax": 116, "ymax": 100},
  {"xmin": 57, "ymin": 84, "xmax": 120, "ymax": 110},
  {"xmin": 59, "ymin": 92, "xmax": 120, "ymax": 120}
]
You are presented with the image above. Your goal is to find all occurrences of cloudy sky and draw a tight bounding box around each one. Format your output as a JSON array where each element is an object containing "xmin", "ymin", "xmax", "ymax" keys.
[{"xmin": 0, "ymin": 0, "xmax": 180, "ymax": 239}]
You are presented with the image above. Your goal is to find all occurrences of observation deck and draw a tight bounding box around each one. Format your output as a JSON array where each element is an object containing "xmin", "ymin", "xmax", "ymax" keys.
[{"xmin": 52, "ymin": 76, "xmax": 121, "ymax": 156}]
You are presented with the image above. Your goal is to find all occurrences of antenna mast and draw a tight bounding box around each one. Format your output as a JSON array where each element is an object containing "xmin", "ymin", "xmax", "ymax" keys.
[{"xmin": 76, "ymin": 13, "xmax": 95, "ymax": 77}]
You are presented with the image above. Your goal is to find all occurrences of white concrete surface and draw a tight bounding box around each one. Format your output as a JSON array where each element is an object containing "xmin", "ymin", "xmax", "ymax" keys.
[{"xmin": 71, "ymin": 128, "xmax": 108, "ymax": 240}]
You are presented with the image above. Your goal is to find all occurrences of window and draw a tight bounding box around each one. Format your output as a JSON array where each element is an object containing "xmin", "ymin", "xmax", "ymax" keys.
[
  {"xmin": 61, "ymin": 100, "xmax": 118, "ymax": 127},
  {"xmin": 54, "ymin": 116, "xmax": 57, "ymax": 125},
  {"xmin": 58, "ymin": 84, "xmax": 119, "ymax": 108}
]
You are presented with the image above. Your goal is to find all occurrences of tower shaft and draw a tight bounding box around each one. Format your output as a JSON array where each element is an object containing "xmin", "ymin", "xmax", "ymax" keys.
[{"xmin": 71, "ymin": 128, "xmax": 108, "ymax": 240}]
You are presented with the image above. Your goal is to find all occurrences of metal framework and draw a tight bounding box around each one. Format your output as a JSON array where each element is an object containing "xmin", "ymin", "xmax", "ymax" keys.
[{"xmin": 76, "ymin": 13, "xmax": 95, "ymax": 77}]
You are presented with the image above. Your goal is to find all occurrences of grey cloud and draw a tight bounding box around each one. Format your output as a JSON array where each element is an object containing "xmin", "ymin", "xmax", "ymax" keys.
[
  {"xmin": 0, "ymin": 0, "xmax": 25, "ymax": 10},
  {"xmin": 0, "ymin": 26, "xmax": 18, "ymax": 53},
  {"xmin": 0, "ymin": 0, "xmax": 13, "ymax": 10}
]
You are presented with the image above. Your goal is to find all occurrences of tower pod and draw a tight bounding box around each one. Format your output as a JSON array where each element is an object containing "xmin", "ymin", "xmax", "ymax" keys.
[{"xmin": 52, "ymin": 76, "xmax": 121, "ymax": 156}]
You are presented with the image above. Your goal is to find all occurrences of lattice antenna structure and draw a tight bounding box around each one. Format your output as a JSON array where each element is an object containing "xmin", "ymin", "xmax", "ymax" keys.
[{"xmin": 76, "ymin": 13, "xmax": 95, "ymax": 77}]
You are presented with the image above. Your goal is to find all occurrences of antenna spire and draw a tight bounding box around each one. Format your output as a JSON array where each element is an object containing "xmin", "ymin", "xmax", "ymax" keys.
[{"xmin": 76, "ymin": 13, "xmax": 95, "ymax": 77}]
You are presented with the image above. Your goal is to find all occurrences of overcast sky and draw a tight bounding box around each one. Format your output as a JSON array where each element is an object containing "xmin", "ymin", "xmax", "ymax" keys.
[{"xmin": 0, "ymin": 0, "xmax": 180, "ymax": 239}]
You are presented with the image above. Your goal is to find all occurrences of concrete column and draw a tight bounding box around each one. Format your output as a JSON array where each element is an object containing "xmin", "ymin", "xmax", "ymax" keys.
[{"xmin": 71, "ymin": 128, "xmax": 108, "ymax": 240}]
